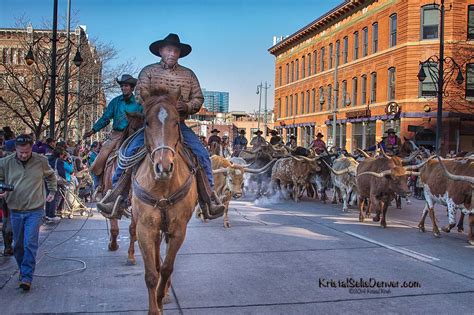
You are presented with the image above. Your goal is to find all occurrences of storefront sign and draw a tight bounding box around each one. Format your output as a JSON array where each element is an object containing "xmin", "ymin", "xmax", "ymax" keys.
[{"xmin": 345, "ymin": 109, "xmax": 371, "ymax": 119}]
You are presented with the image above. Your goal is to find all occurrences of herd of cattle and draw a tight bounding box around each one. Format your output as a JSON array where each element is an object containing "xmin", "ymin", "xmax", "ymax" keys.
[{"xmin": 206, "ymin": 142, "xmax": 474, "ymax": 246}]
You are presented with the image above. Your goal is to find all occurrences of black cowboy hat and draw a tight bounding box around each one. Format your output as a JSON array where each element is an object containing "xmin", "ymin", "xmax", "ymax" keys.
[
  {"xmin": 316, "ymin": 132, "xmax": 324, "ymax": 138},
  {"xmin": 385, "ymin": 128, "xmax": 396, "ymax": 134},
  {"xmin": 116, "ymin": 74, "xmax": 138, "ymax": 87},
  {"xmin": 254, "ymin": 130, "xmax": 263, "ymax": 135},
  {"xmin": 289, "ymin": 135, "xmax": 296, "ymax": 140},
  {"xmin": 210, "ymin": 128, "xmax": 220, "ymax": 133},
  {"xmin": 149, "ymin": 33, "xmax": 192, "ymax": 58},
  {"xmin": 239, "ymin": 129, "xmax": 246, "ymax": 134},
  {"xmin": 270, "ymin": 129, "xmax": 278, "ymax": 135}
]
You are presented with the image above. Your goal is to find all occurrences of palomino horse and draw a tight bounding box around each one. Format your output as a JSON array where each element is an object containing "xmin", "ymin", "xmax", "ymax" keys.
[
  {"xmin": 131, "ymin": 88, "xmax": 198, "ymax": 314},
  {"xmin": 99, "ymin": 112, "xmax": 143, "ymax": 261}
]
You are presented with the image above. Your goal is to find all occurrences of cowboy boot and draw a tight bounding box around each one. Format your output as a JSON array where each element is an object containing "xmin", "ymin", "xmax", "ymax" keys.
[
  {"xmin": 96, "ymin": 171, "xmax": 131, "ymax": 219},
  {"xmin": 209, "ymin": 190, "xmax": 225, "ymax": 216}
]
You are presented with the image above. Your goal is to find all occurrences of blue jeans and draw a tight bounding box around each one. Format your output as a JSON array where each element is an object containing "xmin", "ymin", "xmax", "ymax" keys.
[
  {"xmin": 112, "ymin": 123, "xmax": 214, "ymax": 188},
  {"xmin": 10, "ymin": 209, "xmax": 44, "ymax": 283}
]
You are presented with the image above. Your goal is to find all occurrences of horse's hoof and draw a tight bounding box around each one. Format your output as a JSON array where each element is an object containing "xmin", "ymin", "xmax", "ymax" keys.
[
  {"xmin": 458, "ymin": 228, "xmax": 464, "ymax": 233},
  {"xmin": 126, "ymin": 258, "xmax": 136, "ymax": 266},
  {"xmin": 224, "ymin": 222, "xmax": 231, "ymax": 228},
  {"xmin": 441, "ymin": 226, "xmax": 450, "ymax": 233},
  {"xmin": 433, "ymin": 231, "xmax": 441, "ymax": 238},
  {"xmin": 108, "ymin": 243, "xmax": 119, "ymax": 251},
  {"xmin": 468, "ymin": 240, "xmax": 474, "ymax": 246},
  {"xmin": 373, "ymin": 216, "xmax": 380, "ymax": 222},
  {"xmin": 162, "ymin": 295, "xmax": 172, "ymax": 304},
  {"xmin": 381, "ymin": 223, "xmax": 387, "ymax": 228},
  {"xmin": 358, "ymin": 216, "xmax": 364, "ymax": 223},
  {"xmin": 418, "ymin": 225, "xmax": 425, "ymax": 233},
  {"xmin": 331, "ymin": 200, "xmax": 337, "ymax": 204}
]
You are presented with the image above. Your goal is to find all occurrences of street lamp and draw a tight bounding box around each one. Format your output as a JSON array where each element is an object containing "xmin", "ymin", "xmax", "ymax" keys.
[
  {"xmin": 417, "ymin": 55, "xmax": 464, "ymax": 154},
  {"xmin": 24, "ymin": 0, "xmax": 83, "ymax": 139},
  {"xmin": 416, "ymin": 0, "xmax": 465, "ymax": 155}
]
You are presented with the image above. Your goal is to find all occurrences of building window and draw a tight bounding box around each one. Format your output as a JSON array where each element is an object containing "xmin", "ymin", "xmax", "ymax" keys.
[
  {"xmin": 343, "ymin": 36, "xmax": 348, "ymax": 63},
  {"xmin": 388, "ymin": 67, "xmax": 396, "ymax": 100},
  {"xmin": 341, "ymin": 80, "xmax": 348, "ymax": 107},
  {"xmin": 301, "ymin": 92, "xmax": 304, "ymax": 114},
  {"xmin": 290, "ymin": 95, "xmax": 293, "ymax": 116},
  {"xmin": 335, "ymin": 40, "xmax": 340, "ymax": 66},
  {"xmin": 285, "ymin": 96, "xmax": 288, "ymax": 116},
  {"xmin": 291, "ymin": 61, "xmax": 294, "ymax": 82},
  {"xmin": 353, "ymin": 31, "xmax": 359, "ymax": 60},
  {"xmin": 352, "ymin": 77, "xmax": 358, "ymax": 106},
  {"xmin": 372, "ymin": 22, "xmax": 378, "ymax": 53},
  {"xmin": 278, "ymin": 66, "xmax": 282, "ymax": 87},
  {"xmin": 361, "ymin": 74, "xmax": 367, "ymax": 105},
  {"xmin": 390, "ymin": 14, "xmax": 397, "ymax": 47},
  {"xmin": 362, "ymin": 27, "xmax": 368, "ymax": 57},
  {"xmin": 320, "ymin": 47, "xmax": 325, "ymax": 71},
  {"xmin": 318, "ymin": 86, "xmax": 324, "ymax": 111},
  {"xmin": 313, "ymin": 50, "xmax": 317, "ymax": 74},
  {"xmin": 295, "ymin": 59, "xmax": 299, "ymax": 80},
  {"xmin": 302, "ymin": 55, "xmax": 306, "ymax": 79},
  {"xmin": 307, "ymin": 53, "xmax": 312, "ymax": 76},
  {"xmin": 311, "ymin": 88, "xmax": 316, "ymax": 112},
  {"xmin": 370, "ymin": 72, "xmax": 377, "ymax": 104},
  {"xmin": 466, "ymin": 63, "xmax": 474, "ymax": 97},
  {"xmin": 295, "ymin": 93, "xmax": 299, "ymax": 114},
  {"xmin": 286, "ymin": 63, "xmax": 289, "ymax": 84},
  {"xmin": 278, "ymin": 98, "xmax": 281, "ymax": 118},
  {"xmin": 421, "ymin": 5, "xmax": 440, "ymax": 40},
  {"xmin": 327, "ymin": 85, "xmax": 332, "ymax": 110},
  {"xmin": 469, "ymin": 6, "xmax": 474, "ymax": 40},
  {"xmin": 419, "ymin": 62, "xmax": 438, "ymax": 97},
  {"xmin": 306, "ymin": 90, "xmax": 310, "ymax": 113},
  {"xmin": 329, "ymin": 43, "xmax": 333, "ymax": 69}
]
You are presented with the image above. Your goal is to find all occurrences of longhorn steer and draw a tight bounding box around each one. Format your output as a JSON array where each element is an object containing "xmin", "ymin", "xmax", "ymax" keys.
[
  {"xmin": 325, "ymin": 155, "xmax": 359, "ymax": 212},
  {"xmin": 210, "ymin": 155, "xmax": 275, "ymax": 227},
  {"xmin": 417, "ymin": 158, "xmax": 474, "ymax": 241},
  {"xmin": 356, "ymin": 156, "xmax": 419, "ymax": 228},
  {"xmin": 271, "ymin": 156, "xmax": 321, "ymax": 202}
]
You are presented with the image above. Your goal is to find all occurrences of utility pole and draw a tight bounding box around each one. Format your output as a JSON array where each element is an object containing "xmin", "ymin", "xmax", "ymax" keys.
[
  {"xmin": 332, "ymin": 43, "xmax": 339, "ymax": 148},
  {"xmin": 49, "ymin": 0, "xmax": 58, "ymax": 138},
  {"xmin": 62, "ymin": 0, "xmax": 72, "ymax": 140},
  {"xmin": 263, "ymin": 81, "xmax": 270, "ymax": 137},
  {"xmin": 435, "ymin": 0, "xmax": 445, "ymax": 155},
  {"xmin": 256, "ymin": 82, "xmax": 263, "ymax": 131}
]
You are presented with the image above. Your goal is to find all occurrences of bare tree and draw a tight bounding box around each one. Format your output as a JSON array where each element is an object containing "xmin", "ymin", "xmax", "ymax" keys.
[{"xmin": 0, "ymin": 18, "xmax": 138, "ymax": 140}]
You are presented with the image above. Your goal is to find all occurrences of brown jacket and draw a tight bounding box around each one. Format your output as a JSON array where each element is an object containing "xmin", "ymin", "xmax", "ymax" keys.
[
  {"xmin": 136, "ymin": 61, "xmax": 204, "ymax": 117},
  {"xmin": 0, "ymin": 153, "xmax": 57, "ymax": 211}
]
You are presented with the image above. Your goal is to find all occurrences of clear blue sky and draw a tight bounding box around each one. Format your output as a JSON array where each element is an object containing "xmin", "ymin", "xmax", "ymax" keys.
[{"xmin": 1, "ymin": 0, "xmax": 342, "ymax": 112}]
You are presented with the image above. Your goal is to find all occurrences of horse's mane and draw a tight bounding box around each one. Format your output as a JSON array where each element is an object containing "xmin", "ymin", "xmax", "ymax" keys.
[{"xmin": 142, "ymin": 87, "xmax": 180, "ymax": 113}]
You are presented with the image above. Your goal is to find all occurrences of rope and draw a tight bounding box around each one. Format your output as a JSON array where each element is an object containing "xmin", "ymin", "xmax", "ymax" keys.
[{"xmin": 117, "ymin": 127, "xmax": 147, "ymax": 170}]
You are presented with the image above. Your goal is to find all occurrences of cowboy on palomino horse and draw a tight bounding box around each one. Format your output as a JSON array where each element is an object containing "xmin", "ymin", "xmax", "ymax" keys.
[
  {"xmin": 84, "ymin": 74, "xmax": 143, "ymax": 192},
  {"xmin": 96, "ymin": 33, "xmax": 225, "ymax": 219}
]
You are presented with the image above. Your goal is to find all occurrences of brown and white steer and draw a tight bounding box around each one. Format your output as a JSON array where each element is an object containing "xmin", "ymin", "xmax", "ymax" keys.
[
  {"xmin": 356, "ymin": 156, "xmax": 422, "ymax": 228},
  {"xmin": 211, "ymin": 155, "xmax": 275, "ymax": 227},
  {"xmin": 325, "ymin": 155, "xmax": 359, "ymax": 212},
  {"xmin": 271, "ymin": 156, "xmax": 321, "ymax": 202},
  {"xmin": 417, "ymin": 157, "xmax": 474, "ymax": 241}
]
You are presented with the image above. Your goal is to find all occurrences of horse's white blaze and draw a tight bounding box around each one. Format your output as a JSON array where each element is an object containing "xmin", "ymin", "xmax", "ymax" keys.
[{"xmin": 156, "ymin": 107, "xmax": 168, "ymax": 159}]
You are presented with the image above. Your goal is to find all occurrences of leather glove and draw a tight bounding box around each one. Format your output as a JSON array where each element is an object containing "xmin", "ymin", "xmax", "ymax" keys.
[{"xmin": 176, "ymin": 101, "xmax": 187, "ymax": 115}]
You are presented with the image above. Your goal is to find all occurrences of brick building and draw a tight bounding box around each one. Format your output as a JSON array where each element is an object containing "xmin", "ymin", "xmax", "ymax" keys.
[
  {"xmin": 0, "ymin": 25, "xmax": 105, "ymax": 141},
  {"xmin": 269, "ymin": 0, "xmax": 474, "ymax": 154}
]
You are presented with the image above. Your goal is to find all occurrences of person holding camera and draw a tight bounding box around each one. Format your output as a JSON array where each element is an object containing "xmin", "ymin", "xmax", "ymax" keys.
[{"xmin": 0, "ymin": 134, "xmax": 57, "ymax": 291}]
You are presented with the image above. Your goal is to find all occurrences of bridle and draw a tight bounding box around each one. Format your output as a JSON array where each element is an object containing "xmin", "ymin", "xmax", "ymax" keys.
[{"xmin": 144, "ymin": 119, "xmax": 181, "ymax": 165}]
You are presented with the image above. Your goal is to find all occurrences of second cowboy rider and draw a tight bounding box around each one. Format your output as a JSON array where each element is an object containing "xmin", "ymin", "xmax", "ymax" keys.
[{"xmin": 84, "ymin": 74, "xmax": 143, "ymax": 191}]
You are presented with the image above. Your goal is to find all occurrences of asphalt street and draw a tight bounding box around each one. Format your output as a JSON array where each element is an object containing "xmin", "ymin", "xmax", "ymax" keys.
[{"xmin": 0, "ymin": 195, "xmax": 473, "ymax": 314}]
